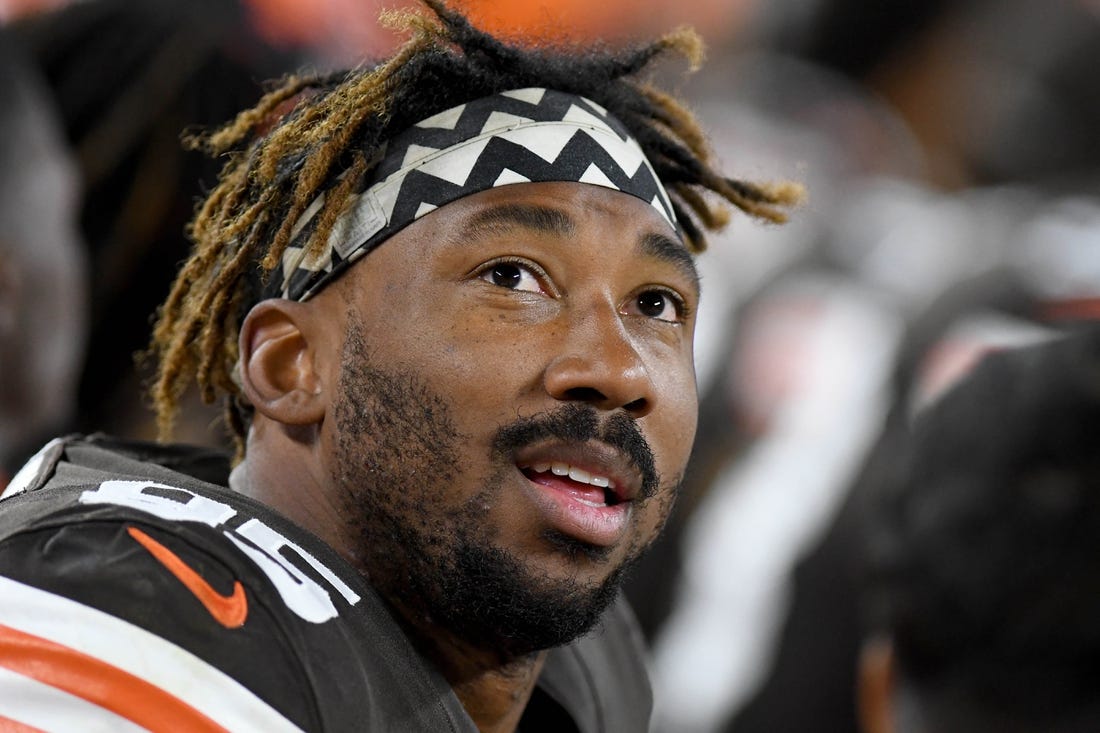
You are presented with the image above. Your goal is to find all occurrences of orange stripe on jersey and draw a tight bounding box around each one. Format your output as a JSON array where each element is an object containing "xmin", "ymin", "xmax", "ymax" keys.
[
  {"xmin": 0, "ymin": 715, "xmax": 46, "ymax": 733},
  {"xmin": 0, "ymin": 623, "xmax": 229, "ymax": 733}
]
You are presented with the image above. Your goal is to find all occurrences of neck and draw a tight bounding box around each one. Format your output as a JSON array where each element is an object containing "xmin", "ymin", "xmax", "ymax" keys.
[
  {"xmin": 231, "ymin": 422, "xmax": 359, "ymax": 566},
  {"xmin": 451, "ymin": 657, "xmax": 546, "ymax": 733},
  {"xmin": 395, "ymin": 605, "xmax": 548, "ymax": 733},
  {"xmin": 233, "ymin": 425, "xmax": 547, "ymax": 733}
]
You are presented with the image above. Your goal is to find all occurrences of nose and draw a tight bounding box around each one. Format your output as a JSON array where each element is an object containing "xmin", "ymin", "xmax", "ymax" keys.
[{"xmin": 542, "ymin": 311, "xmax": 656, "ymax": 418}]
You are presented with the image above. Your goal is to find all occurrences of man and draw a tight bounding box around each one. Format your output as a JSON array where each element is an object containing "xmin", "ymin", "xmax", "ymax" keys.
[
  {"xmin": 858, "ymin": 329, "xmax": 1100, "ymax": 733},
  {"xmin": 0, "ymin": 2, "xmax": 800, "ymax": 730}
]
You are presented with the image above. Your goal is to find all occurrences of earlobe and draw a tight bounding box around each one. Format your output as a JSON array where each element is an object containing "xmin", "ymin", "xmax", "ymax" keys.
[
  {"xmin": 858, "ymin": 635, "xmax": 898, "ymax": 733},
  {"xmin": 238, "ymin": 300, "xmax": 326, "ymax": 426}
]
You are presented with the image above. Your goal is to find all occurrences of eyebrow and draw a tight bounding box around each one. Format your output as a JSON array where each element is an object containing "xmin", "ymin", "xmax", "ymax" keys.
[
  {"xmin": 462, "ymin": 201, "xmax": 700, "ymax": 293},
  {"xmin": 462, "ymin": 203, "xmax": 575, "ymax": 239},
  {"xmin": 640, "ymin": 231, "xmax": 701, "ymax": 297}
]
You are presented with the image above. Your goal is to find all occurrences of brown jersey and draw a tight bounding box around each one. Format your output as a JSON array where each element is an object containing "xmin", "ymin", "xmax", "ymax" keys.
[{"xmin": 0, "ymin": 435, "xmax": 651, "ymax": 732}]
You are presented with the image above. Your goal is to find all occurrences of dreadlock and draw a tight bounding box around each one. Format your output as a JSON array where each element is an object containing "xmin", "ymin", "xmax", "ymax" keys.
[{"xmin": 150, "ymin": 0, "xmax": 804, "ymax": 454}]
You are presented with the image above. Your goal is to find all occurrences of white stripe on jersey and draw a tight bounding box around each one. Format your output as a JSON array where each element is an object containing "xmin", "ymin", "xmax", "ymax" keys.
[
  {"xmin": 0, "ymin": 438, "xmax": 62, "ymax": 501},
  {"xmin": 0, "ymin": 575, "xmax": 305, "ymax": 733},
  {"xmin": 0, "ymin": 666, "xmax": 149, "ymax": 733}
]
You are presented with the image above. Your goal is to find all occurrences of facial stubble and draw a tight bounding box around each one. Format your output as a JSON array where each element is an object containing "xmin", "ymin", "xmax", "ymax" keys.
[{"xmin": 331, "ymin": 321, "xmax": 676, "ymax": 658}]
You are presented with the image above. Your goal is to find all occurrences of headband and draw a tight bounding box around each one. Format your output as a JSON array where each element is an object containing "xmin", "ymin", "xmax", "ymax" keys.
[{"xmin": 271, "ymin": 87, "xmax": 678, "ymax": 301}]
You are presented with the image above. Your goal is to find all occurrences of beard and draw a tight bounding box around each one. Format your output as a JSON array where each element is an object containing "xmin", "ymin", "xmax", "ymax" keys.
[{"xmin": 330, "ymin": 321, "xmax": 670, "ymax": 658}]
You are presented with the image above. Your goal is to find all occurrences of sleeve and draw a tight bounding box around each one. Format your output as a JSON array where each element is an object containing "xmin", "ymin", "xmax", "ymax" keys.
[{"xmin": 0, "ymin": 519, "xmax": 311, "ymax": 733}]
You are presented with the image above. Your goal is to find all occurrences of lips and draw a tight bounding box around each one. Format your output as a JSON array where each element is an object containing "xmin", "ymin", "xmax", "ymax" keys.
[{"xmin": 515, "ymin": 443, "xmax": 641, "ymax": 548}]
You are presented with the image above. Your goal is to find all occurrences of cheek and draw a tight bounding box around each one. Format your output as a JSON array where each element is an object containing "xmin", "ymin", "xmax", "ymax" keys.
[
  {"xmin": 652, "ymin": 354, "xmax": 700, "ymax": 456},
  {"xmin": 644, "ymin": 381, "xmax": 697, "ymax": 525},
  {"xmin": 440, "ymin": 317, "xmax": 545, "ymax": 383},
  {"xmin": 635, "ymin": 385, "xmax": 696, "ymax": 542},
  {"xmin": 652, "ymin": 400, "xmax": 698, "ymax": 481},
  {"xmin": 386, "ymin": 321, "xmax": 539, "ymax": 435},
  {"xmin": 634, "ymin": 486, "xmax": 678, "ymax": 545}
]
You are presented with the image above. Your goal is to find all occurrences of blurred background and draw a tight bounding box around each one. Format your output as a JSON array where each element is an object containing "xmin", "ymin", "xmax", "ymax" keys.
[{"xmin": 3, "ymin": 1, "xmax": 1100, "ymax": 731}]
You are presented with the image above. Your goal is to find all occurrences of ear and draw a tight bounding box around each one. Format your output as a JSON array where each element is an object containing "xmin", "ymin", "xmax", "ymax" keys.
[
  {"xmin": 238, "ymin": 299, "xmax": 327, "ymax": 426},
  {"xmin": 858, "ymin": 635, "xmax": 898, "ymax": 733}
]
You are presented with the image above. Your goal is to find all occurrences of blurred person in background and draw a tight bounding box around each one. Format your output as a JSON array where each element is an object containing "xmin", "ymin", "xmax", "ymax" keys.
[
  {"xmin": 858, "ymin": 328, "xmax": 1100, "ymax": 733},
  {"xmin": 0, "ymin": 31, "xmax": 86, "ymax": 487},
  {"xmin": 647, "ymin": 1, "xmax": 1100, "ymax": 732},
  {"xmin": 6, "ymin": 0, "xmax": 292, "ymax": 450}
]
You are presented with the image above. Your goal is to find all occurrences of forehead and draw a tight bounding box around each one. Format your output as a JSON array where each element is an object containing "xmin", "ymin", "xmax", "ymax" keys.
[{"xmin": 425, "ymin": 181, "xmax": 699, "ymax": 290}]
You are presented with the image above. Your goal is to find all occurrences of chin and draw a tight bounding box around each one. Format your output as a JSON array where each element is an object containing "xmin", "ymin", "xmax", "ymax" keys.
[{"xmin": 416, "ymin": 532, "xmax": 638, "ymax": 657}]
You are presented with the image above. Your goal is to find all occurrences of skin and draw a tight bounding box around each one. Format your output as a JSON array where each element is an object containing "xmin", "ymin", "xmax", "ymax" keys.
[{"xmin": 233, "ymin": 181, "xmax": 700, "ymax": 733}]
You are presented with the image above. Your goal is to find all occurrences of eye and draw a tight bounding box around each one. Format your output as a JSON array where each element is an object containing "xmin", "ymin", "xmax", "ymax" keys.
[
  {"xmin": 478, "ymin": 260, "xmax": 544, "ymax": 293},
  {"xmin": 631, "ymin": 289, "xmax": 685, "ymax": 323}
]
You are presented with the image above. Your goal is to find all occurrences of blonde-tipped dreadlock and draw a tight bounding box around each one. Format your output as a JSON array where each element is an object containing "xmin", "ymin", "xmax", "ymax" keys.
[{"xmin": 150, "ymin": 0, "xmax": 803, "ymax": 455}]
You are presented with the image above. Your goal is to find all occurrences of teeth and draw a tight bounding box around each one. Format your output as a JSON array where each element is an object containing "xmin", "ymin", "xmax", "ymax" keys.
[{"xmin": 526, "ymin": 462, "xmax": 615, "ymax": 490}]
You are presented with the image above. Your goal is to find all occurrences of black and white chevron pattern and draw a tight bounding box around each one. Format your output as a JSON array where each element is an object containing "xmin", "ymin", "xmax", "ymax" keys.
[{"xmin": 273, "ymin": 88, "xmax": 677, "ymax": 301}]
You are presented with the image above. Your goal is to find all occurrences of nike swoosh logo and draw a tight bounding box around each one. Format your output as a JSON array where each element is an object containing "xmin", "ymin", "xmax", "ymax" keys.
[{"xmin": 128, "ymin": 526, "xmax": 248, "ymax": 629}]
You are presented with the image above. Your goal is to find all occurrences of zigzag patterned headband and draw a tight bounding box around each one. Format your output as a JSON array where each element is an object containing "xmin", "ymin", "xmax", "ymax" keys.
[{"xmin": 272, "ymin": 87, "xmax": 678, "ymax": 301}]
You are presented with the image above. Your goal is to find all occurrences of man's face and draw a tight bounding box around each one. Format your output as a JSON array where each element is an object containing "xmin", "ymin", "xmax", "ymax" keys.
[{"xmin": 315, "ymin": 181, "xmax": 699, "ymax": 655}]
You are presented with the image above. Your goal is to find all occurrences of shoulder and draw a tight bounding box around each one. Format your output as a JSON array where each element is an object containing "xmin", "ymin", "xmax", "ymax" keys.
[
  {"xmin": 0, "ymin": 438, "xmax": 351, "ymax": 730},
  {"xmin": 0, "ymin": 435, "xmax": 471, "ymax": 732}
]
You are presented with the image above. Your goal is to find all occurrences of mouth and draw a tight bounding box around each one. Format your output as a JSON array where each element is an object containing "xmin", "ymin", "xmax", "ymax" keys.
[
  {"xmin": 519, "ymin": 462, "xmax": 624, "ymax": 507},
  {"xmin": 514, "ymin": 445, "xmax": 640, "ymax": 548}
]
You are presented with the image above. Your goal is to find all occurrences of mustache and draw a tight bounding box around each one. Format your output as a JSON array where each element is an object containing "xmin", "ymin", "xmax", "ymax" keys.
[{"xmin": 491, "ymin": 404, "xmax": 660, "ymax": 500}]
